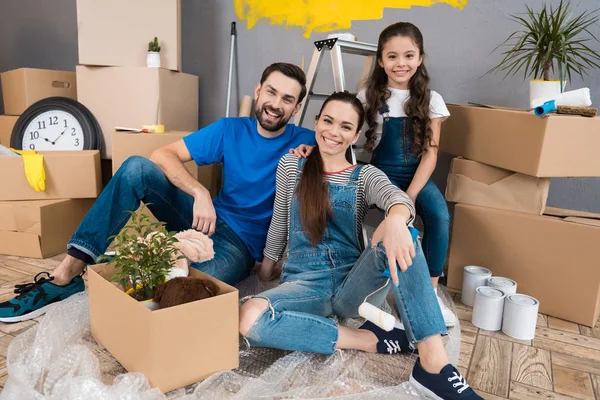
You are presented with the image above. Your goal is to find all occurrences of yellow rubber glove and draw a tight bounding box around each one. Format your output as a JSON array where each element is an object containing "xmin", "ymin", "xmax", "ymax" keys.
[{"xmin": 12, "ymin": 150, "xmax": 46, "ymax": 192}]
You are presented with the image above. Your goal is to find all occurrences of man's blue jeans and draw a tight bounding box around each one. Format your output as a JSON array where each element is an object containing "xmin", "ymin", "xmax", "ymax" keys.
[{"xmin": 68, "ymin": 156, "xmax": 255, "ymax": 286}]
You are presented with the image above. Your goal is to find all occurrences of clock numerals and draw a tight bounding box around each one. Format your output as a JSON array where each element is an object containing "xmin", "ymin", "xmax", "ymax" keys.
[
  {"xmin": 38, "ymin": 121, "xmax": 46, "ymax": 130},
  {"xmin": 29, "ymin": 131, "xmax": 39, "ymax": 140},
  {"xmin": 64, "ymin": 119, "xmax": 68, "ymax": 128},
  {"xmin": 74, "ymin": 138, "xmax": 80, "ymax": 146},
  {"xmin": 71, "ymin": 127, "xmax": 76, "ymax": 136},
  {"xmin": 49, "ymin": 116, "xmax": 59, "ymax": 126},
  {"xmin": 29, "ymin": 143, "xmax": 35, "ymax": 150}
]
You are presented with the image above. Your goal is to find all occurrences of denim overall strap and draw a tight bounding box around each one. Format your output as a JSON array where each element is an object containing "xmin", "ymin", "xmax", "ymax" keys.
[{"xmin": 286, "ymin": 158, "xmax": 363, "ymax": 276}]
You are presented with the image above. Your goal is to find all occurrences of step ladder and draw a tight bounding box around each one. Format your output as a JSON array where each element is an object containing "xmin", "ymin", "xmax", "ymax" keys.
[{"xmin": 294, "ymin": 37, "xmax": 378, "ymax": 249}]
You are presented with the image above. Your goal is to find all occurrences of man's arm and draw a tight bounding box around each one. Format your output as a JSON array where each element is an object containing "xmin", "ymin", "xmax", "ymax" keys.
[{"xmin": 150, "ymin": 140, "xmax": 217, "ymax": 235}]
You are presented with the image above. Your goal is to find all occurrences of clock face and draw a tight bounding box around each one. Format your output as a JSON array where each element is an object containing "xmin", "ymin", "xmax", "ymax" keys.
[{"xmin": 21, "ymin": 110, "xmax": 85, "ymax": 151}]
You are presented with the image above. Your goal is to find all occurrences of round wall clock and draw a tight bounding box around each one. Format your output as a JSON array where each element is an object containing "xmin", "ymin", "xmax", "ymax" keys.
[{"xmin": 11, "ymin": 97, "xmax": 102, "ymax": 152}]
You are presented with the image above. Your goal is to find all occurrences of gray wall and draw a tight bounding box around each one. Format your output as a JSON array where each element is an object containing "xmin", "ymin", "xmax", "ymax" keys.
[{"xmin": 1, "ymin": 0, "xmax": 599, "ymax": 212}]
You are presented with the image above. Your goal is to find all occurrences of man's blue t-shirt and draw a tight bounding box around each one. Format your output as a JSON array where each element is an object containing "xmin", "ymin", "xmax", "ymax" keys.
[{"xmin": 183, "ymin": 117, "xmax": 316, "ymax": 260}]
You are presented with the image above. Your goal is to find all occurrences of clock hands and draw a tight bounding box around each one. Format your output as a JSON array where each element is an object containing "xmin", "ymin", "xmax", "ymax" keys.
[{"xmin": 50, "ymin": 129, "xmax": 67, "ymax": 144}]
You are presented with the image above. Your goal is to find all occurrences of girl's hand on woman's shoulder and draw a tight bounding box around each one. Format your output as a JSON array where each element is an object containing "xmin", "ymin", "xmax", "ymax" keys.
[{"xmin": 289, "ymin": 144, "xmax": 314, "ymax": 158}]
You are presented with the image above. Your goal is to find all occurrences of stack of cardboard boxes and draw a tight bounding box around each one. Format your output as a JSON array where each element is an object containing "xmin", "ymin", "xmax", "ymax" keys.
[
  {"xmin": 441, "ymin": 104, "xmax": 600, "ymax": 326},
  {"xmin": 75, "ymin": 0, "xmax": 237, "ymax": 392},
  {"xmin": 0, "ymin": 68, "xmax": 101, "ymax": 258},
  {"xmin": 75, "ymin": 0, "xmax": 220, "ymax": 196}
]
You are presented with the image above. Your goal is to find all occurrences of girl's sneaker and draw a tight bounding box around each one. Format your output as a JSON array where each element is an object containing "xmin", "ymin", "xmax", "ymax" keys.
[
  {"xmin": 410, "ymin": 357, "xmax": 483, "ymax": 399},
  {"xmin": 436, "ymin": 287, "xmax": 458, "ymax": 328}
]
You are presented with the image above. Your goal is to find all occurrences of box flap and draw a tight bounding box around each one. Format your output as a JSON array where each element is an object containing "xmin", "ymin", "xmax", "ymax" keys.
[
  {"xmin": 464, "ymin": 102, "xmax": 528, "ymax": 112},
  {"xmin": 0, "ymin": 199, "xmax": 67, "ymax": 233},
  {"xmin": 544, "ymin": 206, "xmax": 600, "ymax": 227},
  {"xmin": 0, "ymin": 231, "xmax": 43, "ymax": 258},
  {"xmin": 450, "ymin": 157, "xmax": 514, "ymax": 185}
]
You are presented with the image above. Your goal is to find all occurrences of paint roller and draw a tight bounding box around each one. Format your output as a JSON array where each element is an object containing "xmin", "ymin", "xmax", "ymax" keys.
[{"xmin": 533, "ymin": 88, "xmax": 597, "ymax": 117}]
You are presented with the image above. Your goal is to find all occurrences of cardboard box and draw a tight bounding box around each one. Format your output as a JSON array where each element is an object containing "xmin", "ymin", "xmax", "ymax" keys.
[
  {"xmin": 440, "ymin": 104, "xmax": 600, "ymax": 177},
  {"xmin": 1, "ymin": 68, "xmax": 77, "ymax": 115},
  {"xmin": 77, "ymin": 0, "xmax": 181, "ymax": 71},
  {"xmin": 0, "ymin": 115, "xmax": 19, "ymax": 147},
  {"xmin": 88, "ymin": 263, "xmax": 239, "ymax": 392},
  {"xmin": 445, "ymin": 157, "xmax": 550, "ymax": 215},
  {"xmin": 0, "ymin": 199, "xmax": 94, "ymax": 258},
  {"xmin": 0, "ymin": 150, "xmax": 101, "ymax": 201},
  {"xmin": 76, "ymin": 66, "xmax": 198, "ymax": 159},
  {"xmin": 112, "ymin": 131, "xmax": 221, "ymax": 197},
  {"xmin": 447, "ymin": 204, "xmax": 600, "ymax": 326}
]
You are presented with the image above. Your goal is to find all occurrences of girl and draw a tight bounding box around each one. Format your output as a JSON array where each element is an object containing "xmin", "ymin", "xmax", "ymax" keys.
[
  {"xmin": 241, "ymin": 92, "xmax": 481, "ymax": 399},
  {"xmin": 359, "ymin": 22, "xmax": 456, "ymax": 327}
]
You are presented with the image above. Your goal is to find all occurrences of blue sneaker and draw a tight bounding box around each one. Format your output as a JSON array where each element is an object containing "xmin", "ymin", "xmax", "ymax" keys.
[
  {"xmin": 410, "ymin": 357, "xmax": 483, "ymax": 399},
  {"xmin": 0, "ymin": 272, "xmax": 85, "ymax": 323},
  {"xmin": 359, "ymin": 320, "xmax": 415, "ymax": 354}
]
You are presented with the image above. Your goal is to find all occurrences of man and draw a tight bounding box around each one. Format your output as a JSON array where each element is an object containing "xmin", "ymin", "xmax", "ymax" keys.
[{"xmin": 0, "ymin": 62, "xmax": 316, "ymax": 323}]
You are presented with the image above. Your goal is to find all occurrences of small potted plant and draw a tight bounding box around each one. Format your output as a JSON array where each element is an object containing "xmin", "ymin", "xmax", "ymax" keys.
[
  {"xmin": 100, "ymin": 206, "xmax": 182, "ymax": 310},
  {"xmin": 486, "ymin": 0, "xmax": 600, "ymax": 107},
  {"xmin": 147, "ymin": 36, "xmax": 161, "ymax": 68}
]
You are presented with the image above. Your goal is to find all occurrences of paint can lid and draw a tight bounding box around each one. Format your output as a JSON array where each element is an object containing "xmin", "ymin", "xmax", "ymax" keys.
[
  {"xmin": 488, "ymin": 277, "xmax": 517, "ymax": 288},
  {"xmin": 507, "ymin": 294, "xmax": 539, "ymax": 307},
  {"xmin": 464, "ymin": 266, "xmax": 492, "ymax": 276},
  {"xmin": 476, "ymin": 286, "xmax": 504, "ymax": 298}
]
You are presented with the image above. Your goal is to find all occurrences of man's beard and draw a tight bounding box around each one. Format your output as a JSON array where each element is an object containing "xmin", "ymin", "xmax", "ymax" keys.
[{"xmin": 255, "ymin": 104, "xmax": 290, "ymax": 132}]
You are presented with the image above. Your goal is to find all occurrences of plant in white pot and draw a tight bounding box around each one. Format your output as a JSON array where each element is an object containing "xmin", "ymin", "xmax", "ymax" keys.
[
  {"xmin": 486, "ymin": 0, "xmax": 600, "ymax": 107},
  {"xmin": 147, "ymin": 36, "xmax": 161, "ymax": 68},
  {"xmin": 100, "ymin": 206, "xmax": 182, "ymax": 310}
]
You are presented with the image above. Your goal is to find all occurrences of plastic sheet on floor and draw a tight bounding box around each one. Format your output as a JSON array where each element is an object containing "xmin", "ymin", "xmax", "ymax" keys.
[{"xmin": 1, "ymin": 278, "xmax": 460, "ymax": 399}]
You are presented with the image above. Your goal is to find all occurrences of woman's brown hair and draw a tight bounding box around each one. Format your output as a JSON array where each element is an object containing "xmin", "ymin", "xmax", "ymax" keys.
[
  {"xmin": 296, "ymin": 91, "xmax": 365, "ymax": 246},
  {"xmin": 364, "ymin": 22, "xmax": 433, "ymax": 156}
]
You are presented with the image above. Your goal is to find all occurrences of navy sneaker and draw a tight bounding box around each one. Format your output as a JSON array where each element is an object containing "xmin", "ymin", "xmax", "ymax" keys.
[
  {"xmin": 359, "ymin": 320, "xmax": 415, "ymax": 354},
  {"xmin": 410, "ymin": 357, "xmax": 483, "ymax": 399},
  {"xmin": 0, "ymin": 272, "xmax": 85, "ymax": 323}
]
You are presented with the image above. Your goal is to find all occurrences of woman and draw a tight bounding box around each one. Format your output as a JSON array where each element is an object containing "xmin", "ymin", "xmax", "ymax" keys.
[{"xmin": 239, "ymin": 92, "xmax": 481, "ymax": 399}]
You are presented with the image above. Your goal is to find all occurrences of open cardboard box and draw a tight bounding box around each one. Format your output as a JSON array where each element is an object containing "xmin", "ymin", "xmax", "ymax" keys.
[
  {"xmin": 0, "ymin": 199, "xmax": 93, "ymax": 258},
  {"xmin": 111, "ymin": 131, "xmax": 221, "ymax": 197},
  {"xmin": 0, "ymin": 150, "xmax": 101, "ymax": 201},
  {"xmin": 440, "ymin": 104, "xmax": 600, "ymax": 177},
  {"xmin": 447, "ymin": 203, "xmax": 600, "ymax": 326},
  {"xmin": 445, "ymin": 157, "xmax": 550, "ymax": 215},
  {"xmin": 88, "ymin": 263, "xmax": 239, "ymax": 392}
]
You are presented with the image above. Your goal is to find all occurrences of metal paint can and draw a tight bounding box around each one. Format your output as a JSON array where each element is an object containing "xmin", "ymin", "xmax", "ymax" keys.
[
  {"xmin": 487, "ymin": 277, "xmax": 518, "ymax": 295},
  {"xmin": 502, "ymin": 294, "xmax": 540, "ymax": 340},
  {"xmin": 461, "ymin": 266, "xmax": 492, "ymax": 307},
  {"xmin": 472, "ymin": 286, "xmax": 505, "ymax": 331}
]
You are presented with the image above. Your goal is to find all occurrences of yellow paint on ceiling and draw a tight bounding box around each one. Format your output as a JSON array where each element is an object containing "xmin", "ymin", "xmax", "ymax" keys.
[{"xmin": 234, "ymin": 0, "xmax": 469, "ymax": 38}]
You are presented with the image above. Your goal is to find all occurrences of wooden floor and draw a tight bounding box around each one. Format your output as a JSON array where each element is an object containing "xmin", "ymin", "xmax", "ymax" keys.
[{"xmin": 0, "ymin": 253, "xmax": 599, "ymax": 399}]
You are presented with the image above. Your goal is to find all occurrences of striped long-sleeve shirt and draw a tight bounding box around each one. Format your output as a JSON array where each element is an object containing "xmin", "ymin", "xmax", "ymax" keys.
[{"xmin": 263, "ymin": 154, "xmax": 416, "ymax": 262}]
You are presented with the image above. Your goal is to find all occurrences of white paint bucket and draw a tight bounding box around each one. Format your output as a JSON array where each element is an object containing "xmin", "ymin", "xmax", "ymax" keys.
[
  {"xmin": 487, "ymin": 277, "xmax": 517, "ymax": 295},
  {"xmin": 461, "ymin": 266, "xmax": 492, "ymax": 307},
  {"xmin": 502, "ymin": 294, "xmax": 540, "ymax": 340},
  {"xmin": 472, "ymin": 286, "xmax": 505, "ymax": 331}
]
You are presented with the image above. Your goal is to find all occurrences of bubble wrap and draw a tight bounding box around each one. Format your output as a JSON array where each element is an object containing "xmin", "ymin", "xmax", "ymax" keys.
[{"xmin": 1, "ymin": 276, "xmax": 460, "ymax": 399}]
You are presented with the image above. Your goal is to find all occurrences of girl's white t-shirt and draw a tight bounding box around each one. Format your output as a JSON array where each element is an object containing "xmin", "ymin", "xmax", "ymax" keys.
[{"xmin": 357, "ymin": 87, "xmax": 450, "ymax": 149}]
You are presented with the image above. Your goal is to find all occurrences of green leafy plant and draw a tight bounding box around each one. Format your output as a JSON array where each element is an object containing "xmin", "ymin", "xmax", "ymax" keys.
[
  {"xmin": 486, "ymin": 0, "xmax": 600, "ymax": 83},
  {"xmin": 148, "ymin": 36, "xmax": 161, "ymax": 53},
  {"xmin": 100, "ymin": 205, "xmax": 181, "ymax": 302}
]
